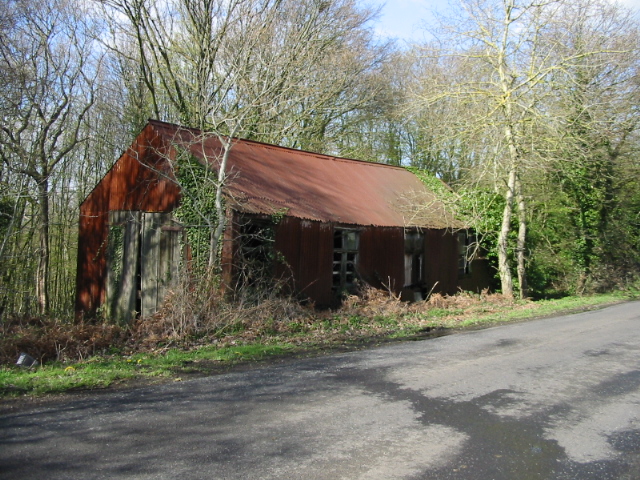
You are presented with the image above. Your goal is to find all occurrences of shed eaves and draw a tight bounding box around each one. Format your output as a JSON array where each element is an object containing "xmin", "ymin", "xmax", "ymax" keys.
[{"xmin": 149, "ymin": 120, "xmax": 460, "ymax": 229}]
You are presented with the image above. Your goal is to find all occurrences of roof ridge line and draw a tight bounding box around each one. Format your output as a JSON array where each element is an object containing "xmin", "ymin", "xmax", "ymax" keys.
[{"xmin": 148, "ymin": 119, "xmax": 407, "ymax": 171}]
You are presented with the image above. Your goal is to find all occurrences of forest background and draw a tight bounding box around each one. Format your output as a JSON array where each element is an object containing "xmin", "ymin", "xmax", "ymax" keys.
[{"xmin": 1, "ymin": 0, "xmax": 639, "ymax": 322}]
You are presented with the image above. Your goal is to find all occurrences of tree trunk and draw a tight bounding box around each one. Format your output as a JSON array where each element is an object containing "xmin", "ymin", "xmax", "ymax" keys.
[
  {"xmin": 515, "ymin": 174, "xmax": 528, "ymax": 299},
  {"xmin": 208, "ymin": 141, "xmax": 231, "ymax": 272},
  {"xmin": 498, "ymin": 167, "xmax": 516, "ymax": 298},
  {"xmin": 36, "ymin": 177, "xmax": 50, "ymax": 315}
]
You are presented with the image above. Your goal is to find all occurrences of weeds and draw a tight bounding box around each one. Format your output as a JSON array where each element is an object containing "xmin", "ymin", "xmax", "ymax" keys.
[
  {"xmin": 0, "ymin": 317, "xmax": 126, "ymax": 365},
  {"xmin": 1, "ymin": 282, "xmax": 635, "ymax": 398}
]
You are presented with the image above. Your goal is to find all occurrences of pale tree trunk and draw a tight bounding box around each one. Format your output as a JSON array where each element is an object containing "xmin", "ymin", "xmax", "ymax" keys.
[
  {"xmin": 495, "ymin": 4, "xmax": 519, "ymax": 299},
  {"xmin": 515, "ymin": 175, "xmax": 528, "ymax": 299},
  {"xmin": 36, "ymin": 177, "xmax": 50, "ymax": 314},
  {"xmin": 208, "ymin": 139, "xmax": 233, "ymax": 273},
  {"xmin": 498, "ymin": 166, "xmax": 516, "ymax": 298}
]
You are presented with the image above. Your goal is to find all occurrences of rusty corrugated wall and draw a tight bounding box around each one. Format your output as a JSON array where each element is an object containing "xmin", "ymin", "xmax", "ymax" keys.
[
  {"xmin": 77, "ymin": 120, "xmax": 490, "ymax": 316},
  {"xmin": 75, "ymin": 125, "xmax": 180, "ymax": 316},
  {"xmin": 358, "ymin": 226, "xmax": 405, "ymax": 294},
  {"xmin": 424, "ymin": 229, "xmax": 460, "ymax": 295},
  {"xmin": 272, "ymin": 221, "xmax": 406, "ymax": 306},
  {"xmin": 271, "ymin": 220, "xmax": 406, "ymax": 306},
  {"xmin": 273, "ymin": 217, "xmax": 334, "ymax": 305}
]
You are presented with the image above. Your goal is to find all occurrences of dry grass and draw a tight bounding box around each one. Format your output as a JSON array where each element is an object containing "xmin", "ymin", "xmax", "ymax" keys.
[
  {"xmin": 0, "ymin": 284, "xmax": 538, "ymax": 366},
  {"xmin": 0, "ymin": 316, "xmax": 126, "ymax": 365}
]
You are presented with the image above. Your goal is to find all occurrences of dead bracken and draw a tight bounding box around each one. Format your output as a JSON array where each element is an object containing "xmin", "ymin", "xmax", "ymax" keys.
[{"xmin": 1, "ymin": 287, "xmax": 521, "ymax": 366}]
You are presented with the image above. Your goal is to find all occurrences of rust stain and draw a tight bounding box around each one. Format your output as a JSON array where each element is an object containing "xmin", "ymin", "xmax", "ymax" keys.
[
  {"xmin": 76, "ymin": 120, "xmax": 466, "ymax": 315},
  {"xmin": 147, "ymin": 119, "xmax": 458, "ymax": 229}
]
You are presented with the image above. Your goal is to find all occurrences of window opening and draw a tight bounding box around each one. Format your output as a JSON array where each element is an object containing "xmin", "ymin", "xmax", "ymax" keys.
[
  {"xmin": 333, "ymin": 229, "xmax": 359, "ymax": 292},
  {"xmin": 237, "ymin": 219, "xmax": 275, "ymax": 292},
  {"xmin": 458, "ymin": 231, "xmax": 472, "ymax": 277},
  {"xmin": 404, "ymin": 231, "xmax": 424, "ymax": 287}
]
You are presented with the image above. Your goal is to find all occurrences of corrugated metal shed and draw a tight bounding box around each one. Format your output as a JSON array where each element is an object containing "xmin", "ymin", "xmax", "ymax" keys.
[
  {"xmin": 76, "ymin": 120, "xmax": 483, "ymax": 316},
  {"xmin": 147, "ymin": 120, "xmax": 459, "ymax": 229}
]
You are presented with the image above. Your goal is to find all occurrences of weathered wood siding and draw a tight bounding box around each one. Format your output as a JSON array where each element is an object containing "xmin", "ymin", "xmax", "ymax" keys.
[{"xmin": 75, "ymin": 125, "xmax": 180, "ymax": 316}]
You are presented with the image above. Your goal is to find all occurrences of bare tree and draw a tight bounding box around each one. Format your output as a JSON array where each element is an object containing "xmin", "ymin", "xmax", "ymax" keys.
[
  {"xmin": 412, "ymin": 0, "xmax": 635, "ymax": 298},
  {"xmin": 0, "ymin": 0, "xmax": 101, "ymax": 314},
  {"xmin": 100, "ymin": 0, "xmax": 388, "ymax": 276}
]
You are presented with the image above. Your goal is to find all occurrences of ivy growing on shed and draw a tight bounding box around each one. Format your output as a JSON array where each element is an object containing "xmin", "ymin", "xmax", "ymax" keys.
[{"xmin": 172, "ymin": 150, "xmax": 220, "ymax": 278}]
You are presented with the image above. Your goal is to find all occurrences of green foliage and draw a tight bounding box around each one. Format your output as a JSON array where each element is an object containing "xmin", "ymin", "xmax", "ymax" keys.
[
  {"xmin": 270, "ymin": 208, "xmax": 289, "ymax": 225},
  {"xmin": 455, "ymin": 188, "xmax": 506, "ymax": 285},
  {"xmin": 173, "ymin": 151, "xmax": 219, "ymax": 276},
  {"xmin": 557, "ymin": 156, "xmax": 613, "ymax": 273},
  {"xmin": 405, "ymin": 166, "xmax": 457, "ymax": 202},
  {"xmin": 543, "ymin": 151, "xmax": 639, "ymax": 293}
]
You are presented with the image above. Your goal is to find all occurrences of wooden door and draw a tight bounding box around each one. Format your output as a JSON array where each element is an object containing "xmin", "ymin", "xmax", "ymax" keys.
[
  {"xmin": 106, "ymin": 211, "xmax": 182, "ymax": 322},
  {"xmin": 140, "ymin": 212, "xmax": 182, "ymax": 318},
  {"xmin": 106, "ymin": 211, "xmax": 141, "ymax": 322}
]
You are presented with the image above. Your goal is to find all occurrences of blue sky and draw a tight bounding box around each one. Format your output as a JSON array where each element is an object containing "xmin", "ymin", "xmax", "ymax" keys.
[
  {"xmin": 362, "ymin": 0, "xmax": 640, "ymax": 44},
  {"xmin": 361, "ymin": 0, "xmax": 444, "ymax": 44}
]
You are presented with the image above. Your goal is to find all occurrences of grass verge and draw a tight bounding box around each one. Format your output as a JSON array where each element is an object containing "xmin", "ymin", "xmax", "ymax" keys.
[
  {"xmin": 1, "ymin": 291, "xmax": 635, "ymax": 401},
  {"xmin": 1, "ymin": 344, "xmax": 297, "ymax": 398}
]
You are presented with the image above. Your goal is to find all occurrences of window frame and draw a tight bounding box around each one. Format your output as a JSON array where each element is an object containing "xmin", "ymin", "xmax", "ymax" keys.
[{"xmin": 332, "ymin": 228, "xmax": 359, "ymax": 293}]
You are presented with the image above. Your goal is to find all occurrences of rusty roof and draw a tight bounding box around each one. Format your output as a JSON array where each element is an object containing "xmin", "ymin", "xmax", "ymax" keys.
[{"xmin": 148, "ymin": 120, "xmax": 460, "ymax": 229}]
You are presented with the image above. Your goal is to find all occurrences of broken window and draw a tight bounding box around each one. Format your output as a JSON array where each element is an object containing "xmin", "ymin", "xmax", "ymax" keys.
[
  {"xmin": 236, "ymin": 219, "xmax": 275, "ymax": 293},
  {"xmin": 404, "ymin": 230, "xmax": 424, "ymax": 288},
  {"xmin": 333, "ymin": 229, "xmax": 359, "ymax": 293}
]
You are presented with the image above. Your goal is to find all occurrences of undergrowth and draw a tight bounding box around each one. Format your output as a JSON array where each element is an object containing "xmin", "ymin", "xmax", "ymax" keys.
[
  {"xmin": 2, "ymin": 285, "xmax": 631, "ymax": 366},
  {"xmin": 0, "ymin": 284, "xmax": 635, "ymax": 398}
]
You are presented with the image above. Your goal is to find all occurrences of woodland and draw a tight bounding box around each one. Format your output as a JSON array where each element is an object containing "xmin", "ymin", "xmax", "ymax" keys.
[{"xmin": 1, "ymin": 0, "xmax": 639, "ymax": 321}]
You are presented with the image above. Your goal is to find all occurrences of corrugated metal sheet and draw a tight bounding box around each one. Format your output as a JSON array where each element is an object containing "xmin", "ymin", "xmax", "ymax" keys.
[
  {"xmin": 76, "ymin": 120, "xmax": 479, "ymax": 315},
  {"xmin": 358, "ymin": 226, "xmax": 404, "ymax": 291},
  {"xmin": 273, "ymin": 216, "xmax": 334, "ymax": 305},
  {"xmin": 424, "ymin": 229, "xmax": 459, "ymax": 295},
  {"xmin": 75, "ymin": 125, "xmax": 181, "ymax": 315},
  {"xmin": 147, "ymin": 120, "xmax": 460, "ymax": 229}
]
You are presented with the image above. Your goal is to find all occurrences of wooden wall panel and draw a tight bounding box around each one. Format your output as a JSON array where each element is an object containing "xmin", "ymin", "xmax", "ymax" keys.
[{"xmin": 75, "ymin": 125, "xmax": 180, "ymax": 316}]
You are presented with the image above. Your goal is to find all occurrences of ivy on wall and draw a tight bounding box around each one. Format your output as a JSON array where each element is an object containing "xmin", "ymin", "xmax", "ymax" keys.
[{"xmin": 172, "ymin": 151, "xmax": 220, "ymax": 277}]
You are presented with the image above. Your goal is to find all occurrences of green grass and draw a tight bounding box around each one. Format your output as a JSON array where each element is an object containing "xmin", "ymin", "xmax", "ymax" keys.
[
  {"xmin": 453, "ymin": 292, "xmax": 628, "ymax": 328},
  {"xmin": 1, "ymin": 292, "xmax": 634, "ymax": 399},
  {"xmin": 1, "ymin": 344, "xmax": 296, "ymax": 398}
]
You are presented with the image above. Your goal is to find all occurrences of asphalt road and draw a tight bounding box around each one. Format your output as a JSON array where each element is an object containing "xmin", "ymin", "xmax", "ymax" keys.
[{"xmin": 1, "ymin": 301, "xmax": 639, "ymax": 479}]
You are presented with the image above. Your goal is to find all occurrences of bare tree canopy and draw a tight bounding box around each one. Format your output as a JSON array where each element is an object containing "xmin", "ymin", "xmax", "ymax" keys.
[{"xmin": 0, "ymin": 0, "xmax": 102, "ymax": 314}]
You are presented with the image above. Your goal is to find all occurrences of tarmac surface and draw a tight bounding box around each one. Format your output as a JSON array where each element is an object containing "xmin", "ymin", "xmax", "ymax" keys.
[{"xmin": 1, "ymin": 301, "xmax": 639, "ymax": 479}]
